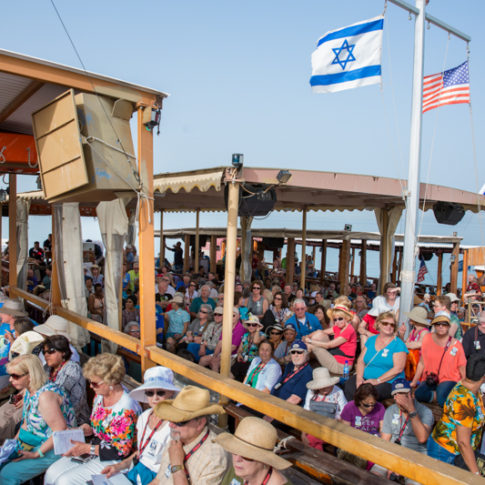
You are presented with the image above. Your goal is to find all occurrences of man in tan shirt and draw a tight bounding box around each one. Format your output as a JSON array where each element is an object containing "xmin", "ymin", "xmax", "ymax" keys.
[{"xmin": 150, "ymin": 386, "xmax": 228, "ymax": 485}]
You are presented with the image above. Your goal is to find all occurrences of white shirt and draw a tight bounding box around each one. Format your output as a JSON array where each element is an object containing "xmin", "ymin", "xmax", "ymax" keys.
[
  {"xmin": 244, "ymin": 357, "xmax": 282, "ymax": 392},
  {"xmin": 303, "ymin": 386, "xmax": 347, "ymax": 419}
]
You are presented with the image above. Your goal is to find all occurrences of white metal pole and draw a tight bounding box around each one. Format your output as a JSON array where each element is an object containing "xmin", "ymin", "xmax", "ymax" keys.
[{"xmin": 399, "ymin": 0, "xmax": 426, "ymax": 332}]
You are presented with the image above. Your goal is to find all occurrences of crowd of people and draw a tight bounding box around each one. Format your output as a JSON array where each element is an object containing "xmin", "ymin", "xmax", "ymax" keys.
[{"xmin": 2, "ymin": 238, "xmax": 483, "ymax": 482}]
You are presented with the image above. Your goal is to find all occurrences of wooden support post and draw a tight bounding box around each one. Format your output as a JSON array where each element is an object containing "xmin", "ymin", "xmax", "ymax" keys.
[
  {"xmin": 183, "ymin": 234, "xmax": 190, "ymax": 273},
  {"xmin": 391, "ymin": 246, "xmax": 398, "ymax": 284},
  {"xmin": 397, "ymin": 247, "xmax": 403, "ymax": 282},
  {"xmin": 210, "ymin": 235, "xmax": 217, "ymax": 274},
  {"xmin": 137, "ymin": 107, "xmax": 156, "ymax": 374},
  {"xmin": 436, "ymin": 252, "xmax": 443, "ymax": 296},
  {"xmin": 450, "ymin": 242, "xmax": 460, "ymax": 294},
  {"xmin": 350, "ymin": 247, "xmax": 356, "ymax": 280},
  {"xmin": 339, "ymin": 238, "xmax": 350, "ymax": 293},
  {"xmin": 360, "ymin": 240, "xmax": 367, "ymax": 286},
  {"xmin": 312, "ymin": 245, "xmax": 316, "ymax": 268},
  {"xmin": 195, "ymin": 209, "xmax": 200, "ymax": 273},
  {"xmin": 220, "ymin": 180, "xmax": 240, "ymax": 390},
  {"xmin": 320, "ymin": 239, "xmax": 327, "ymax": 284},
  {"xmin": 159, "ymin": 210, "xmax": 164, "ymax": 268},
  {"xmin": 462, "ymin": 250, "xmax": 468, "ymax": 302},
  {"xmin": 8, "ymin": 174, "xmax": 17, "ymax": 290},
  {"xmin": 50, "ymin": 209, "xmax": 61, "ymax": 308},
  {"xmin": 300, "ymin": 209, "xmax": 307, "ymax": 290},
  {"xmin": 287, "ymin": 238, "xmax": 295, "ymax": 285}
]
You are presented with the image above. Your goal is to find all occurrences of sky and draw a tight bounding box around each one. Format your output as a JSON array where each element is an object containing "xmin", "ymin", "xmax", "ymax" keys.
[{"xmin": 1, "ymin": 0, "xmax": 484, "ymax": 281}]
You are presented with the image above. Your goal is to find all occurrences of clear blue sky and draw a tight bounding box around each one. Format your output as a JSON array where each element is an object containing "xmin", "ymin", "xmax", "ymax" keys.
[{"xmin": 1, "ymin": 0, "xmax": 484, "ymax": 280}]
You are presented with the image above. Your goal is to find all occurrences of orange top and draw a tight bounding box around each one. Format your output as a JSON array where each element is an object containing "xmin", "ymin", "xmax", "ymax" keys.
[{"xmin": 421, "ymin": 333, "xmax": 466, "ymax": 383}]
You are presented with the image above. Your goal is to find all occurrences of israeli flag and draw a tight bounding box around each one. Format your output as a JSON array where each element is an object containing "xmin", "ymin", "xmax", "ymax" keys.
[{"xmin": 310, "ymin": 16, "xmax": 384, "ymax": 93}]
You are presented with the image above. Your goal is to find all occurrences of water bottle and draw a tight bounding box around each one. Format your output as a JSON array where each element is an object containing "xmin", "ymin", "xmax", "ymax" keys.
[{"xmin": 342, "ymin": 360, "xmax": 350, "ymax": 382}]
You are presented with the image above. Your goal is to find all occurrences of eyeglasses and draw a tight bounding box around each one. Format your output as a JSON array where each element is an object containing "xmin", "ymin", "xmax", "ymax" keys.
[
  {"xmin": 215, "ymin": 313, "xmax": 223, "ymax": 317},
  {"xmin": 200, "ymin": 311, "xmax": 208, "ymax": 314},
  {"xmin": 252, "ymin": 286, "xmax": 261, "ymax": 290},
  {"xmin": 173, "ymin": 419, "xmax": 194, "ymax": 427},
  {"xmin": 434, "ymin": 322, "xmax": 450, "ymax": 327},
  {"xmin": 333, "ymin": 317, "xmax": 345, "ymax": 321},
  {"xmin": 9, "ymin": 373, "xmax": 27, "ymax": 380},
  {"xmin": 247, "ymin": 323, "xmax": 259, "ymax": 327},
  {"xmin": 361, "ymin": 402, "xmax": 376, "ymax": 408},
  {"xmin": 380, "ymin": 321, "xmax": 395, "ymax": 327},
  {"xmin": 89, "ymin": 379, "xmax": 104, "ymax": 388},
  {"xmin": 290, "ymin": 350, "xmax": 304, "ymax": 355},
  {"xmin": 274, "ymin": 297, "xmax": 282, "ymax": 300},
  {"xmin": 44, "ymin": 348, "xmax": 59, "ymax": 355},
  {"xmin": 270, "ymin": 331, "xmax": 283, "ymax": 335},
  {"xmin": 145, "ymin": 390, "xmax": 168, "ymax": 398}
]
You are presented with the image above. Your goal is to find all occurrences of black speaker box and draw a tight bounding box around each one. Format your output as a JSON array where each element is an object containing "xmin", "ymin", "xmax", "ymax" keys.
[{"xmin": 432, "ymin": 202, "xmax": 465, "ymax": 226}]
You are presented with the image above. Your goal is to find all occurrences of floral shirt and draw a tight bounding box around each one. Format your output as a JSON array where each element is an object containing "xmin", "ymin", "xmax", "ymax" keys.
[
  {"xmin": 432, "ymin": 383, "xmax": 485, "ymax": 454},
  {"xmin": 240, "ymin": 331, "xmax": 265, "ymax": 362},
  {"xmin": 21, "ymin": 381, "xmax": 75, "ymax": 444},
  {"xmin": 90, "ymin": 391, "xmax": 141, "ymax": 461}
]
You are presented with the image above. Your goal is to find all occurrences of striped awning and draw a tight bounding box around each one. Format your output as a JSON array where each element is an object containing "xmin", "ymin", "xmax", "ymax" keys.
[{"xmin": 153, "ymin": 167, "xmax": 225, "ymax": 194}]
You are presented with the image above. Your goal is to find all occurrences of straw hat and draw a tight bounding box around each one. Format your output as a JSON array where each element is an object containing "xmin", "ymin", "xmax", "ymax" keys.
[
  {"xmin": 0, "ymin": 299, "xmax": 27, "ymax": 317},
  {"xmin": 34, "ymin": 315, "xmax": 71, "ymax": 340},
  {"xmin": 243, "ymin": 314, "xmax": 262, "ymax": 329},
  {"xmin": 214, "ymin": 417, "xmax": 291, "ymax": 470},
  {"xmin": 405, "ymin": 306, "xmax": 430, "ymax": 326},
  {"xmin": 327, "ymin": 304, "xmax": 353, "ymax": 321},
  {"xmin": 129, "ymin": 366, "xmax": 180, "ymax": 403},
  {"xmin": 306, "ymin": 367, "xmax": 340, "ymax": 390},
  {"xmin": 170, "ymin": 293, "xmax": 184, "ymax": 305},
  {"xmin": 154, "ymin": 385, "xmax": 224, "ymax": 422},
  {"xmin": 431, "ymin": 314, "xmax": 450, "ymax": 326},
  {"xmin": 9, "ymin": 331, "xmax": 44, "ymax": 359}
]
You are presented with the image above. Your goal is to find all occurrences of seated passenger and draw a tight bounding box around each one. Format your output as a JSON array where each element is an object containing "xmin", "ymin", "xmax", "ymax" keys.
[
  {"xmin": 44, "ymin": 353, "xmax": 141, "ymax": 485},
  {"xmin": 273, "ymin": 323, "xmax": 297, "ymax": 367},
  {"xmin": 151, "ymin": 386, "xmax": 228, "ymax": 484},
  {"xmin": 304, "ymin": 305, "xmax": 357, "ymax": 376},
  {"xmin": 0, "ymin": 354, "xmax": 75, "ymax": 485},
  {"xmin": 345, "ymin": 312, "xmax": 408, "ymax": 401},
  {"xmin": 427, "ymin": 353, "xmax": 485, "ymax": 474},
  {"xmin": 301, "ymin": 367, "xmax": 347, "ymax": 451},
  {"xmin": 371, "ymin": 378, "xmax": 433, "ymax": 484},
  {"xmin": 101, "ymin": 366, "xmax": 180, "ymax": 484},
  {"xmin": 215, "ymin": 417, "xmax": 292, "ymax": 485},
  {"xmin": 243, "ymin": 341, "xmax": 282, "ymax": 393},
  {"xmin": 410, "ymin": 315, "xmax": 466, "ymax": 407}
]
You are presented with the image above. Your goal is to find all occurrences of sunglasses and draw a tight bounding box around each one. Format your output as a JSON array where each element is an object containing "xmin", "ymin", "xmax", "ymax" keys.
[
  {"xmin": 333, "ymin": 317, "xmax": 345, "ymax": 321},
  {"xmin": 173, "ymin": 419, "xmax": 194, "ymax": 427},
  {"xmin": 270, "ymin": 331, "xmax": 283, "ymax": 335},
  {"xmin": 434, "ymin": 322, "xmax": 450, "ymax": 327},
  {"xmin": 380, "ymin": 321, "xmax": 395, "ymax": 327},
  {"xmin": 252, "ymin": 287, "xmax": 261, "ymax": 290},
  {"xmin": 215, "ymin": 313, "xmax": 223, "ymax": 317},
  {"xmin": 44, "ymin": 348, "xmax": 59, "ymax": 355},
  {"xmin": 145, "ymin": 390, "xmax": 168, "ymax": 398},
  {"xmin": 361, "ymin": 402, "xmax": 376, "ymax": 408},
  {"xmin": 247, "ymin": 323, "xmax": 259, "ymax": 327},
  {"xmin": 89, "ymin": 380, "xmax": 104, "ymax": 388},
  {"xmin": 199, "ymin": 311, "xmax": 208, "ymax": 314},
  {"xmin": 9, "ymin": 373, "xmax": 27, "ymax": 380},
  {"xmin": 290, "ymin": 350, "xmax": 304, "ymax": 355}
]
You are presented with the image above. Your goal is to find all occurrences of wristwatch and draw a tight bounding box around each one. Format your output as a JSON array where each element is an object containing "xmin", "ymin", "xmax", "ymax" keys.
[
  {"xmin": 408, "ymin": 411, "xmax": 418, "ymax": 419},
  {"xmin": 90, "ymin": 444, "xmax": 96, "ymax": 455},
  {"xmin": 170, "ymin": 464, "xmax": 184, "ymax": 474}
]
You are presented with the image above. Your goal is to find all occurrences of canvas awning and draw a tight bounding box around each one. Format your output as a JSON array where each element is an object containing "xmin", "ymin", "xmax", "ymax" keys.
[{"xmin": 153, "ymin": 167, "xmax": 225, "ymax": 194}]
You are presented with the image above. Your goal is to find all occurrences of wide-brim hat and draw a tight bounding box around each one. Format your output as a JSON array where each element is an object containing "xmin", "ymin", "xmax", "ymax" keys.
[
  {"xmin": 9, "ymin": 331, "xmax": 44, "ymax": 359},
  {"xmin": 154, "ymin": 385, "xmax": 224, "ymax": 422},
  {"xmin": 214, "ymin": 306, "xmax": 224, "ymax": 315},
  {"xmin": 431, "ymin": 314, "xmax": 450, "ymax": 326},
  {"xmin": 0, "ymin": 298, "xmax": 27, "ymax": 317},
  {"xmin": 327, "ymin": 305, "xmax": 353, "ymax": 321},
  {"xmin": 243, "ymin": 314, "xmax": 262, "ymax": 329},
  {"xmin": 445, "ymin": 292, "xmax": 460, "ymax": 303},
  {"xmin": 34, "ymin": 315, "xmax": 71, "ymax": 339},
  {"xmin": 170, "ymin": 293, "xmax": 184, "ymax": 304},
  {"xmin": 266, "ymin": 323, "xmax": 284, "ymax": 336},
  {"xmin": 214, "ymin": 417, "xmax": 291, "ymax": 470},
  {"xmin": 306, "ymin": 367, "xmax": 340, "ymax": 390},
  {"xmin": 405, "ymin": 306, "xmax": 430, "ymax": 326},
  {"xmin": 129, "ymin": 366, "xmax": 180, "ymax": 403}
]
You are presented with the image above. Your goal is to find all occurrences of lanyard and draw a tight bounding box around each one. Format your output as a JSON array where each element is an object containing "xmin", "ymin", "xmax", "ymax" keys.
[
  {"xmin": 282, "ymin": 362, "xmax": 308, "ymax": 384},
  {"xmin": 183, "ymin": 430, "xmax": 210, "ymax": 479},
  {"xmin": 246, "ymin": 361, "xmax": 267, "ymax": 387},
  {"xmin": 396, "ymin": 414, "xmax": 409, "ymax": 443},
  {"xmin": 138, "ymin": 412, "xmax": 163, "ymax": 457},
  {"xmin": 244, "ymin": 467, "xmax": 273, "ymax": 485}
]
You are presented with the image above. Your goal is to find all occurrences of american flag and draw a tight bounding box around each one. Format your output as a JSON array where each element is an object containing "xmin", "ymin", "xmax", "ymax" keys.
[
  {"xmin": 422, "ymin": 61, "xmax": 470, "ymax": 113},
  {"xmin": 417, "ymin": 258, "xmax": 428, "ymax": 283}
]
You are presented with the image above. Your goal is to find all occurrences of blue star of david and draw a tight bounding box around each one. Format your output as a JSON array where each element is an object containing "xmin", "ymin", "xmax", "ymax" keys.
[{"xmin": 331, "ymin": 39, "xmax": 356, "ymax": 70}]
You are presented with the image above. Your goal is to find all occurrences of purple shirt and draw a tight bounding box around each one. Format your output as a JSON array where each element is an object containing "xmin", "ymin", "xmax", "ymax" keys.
[
  {"xmin": 219, "ymin": 321, "xmax": 245, "ymax": 352},
  {"xmin": 340, "ymin": 400, "xmax": 385, "ymax": 435}
]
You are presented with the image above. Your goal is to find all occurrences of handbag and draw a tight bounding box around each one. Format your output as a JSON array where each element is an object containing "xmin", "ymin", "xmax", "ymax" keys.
[
  {"xmin": 425, "ymin": 337, "xmax": 451, "ymax": 390},
  {"xmin": 309, "ymin": 399, "xmax": 338, "ymax": 418}
]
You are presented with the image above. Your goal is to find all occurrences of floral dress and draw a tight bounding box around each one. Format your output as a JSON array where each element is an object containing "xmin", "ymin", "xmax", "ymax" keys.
[
  {"xmin": 19, "ymin": 381, "xmax": 75, "ymax": 451},
  {"xmin": 90, "ymin": 391, "xmax": 141, "ymax": 460},
  {"xmin": 240, "ymin": 331, "xmax": 265, "ymax": 363}
]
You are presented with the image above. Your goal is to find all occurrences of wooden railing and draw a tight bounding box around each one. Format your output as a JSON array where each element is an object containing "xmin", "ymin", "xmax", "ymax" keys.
[{"xmin": 10, "ymin": 287, "xmax": 482, "ymax": 485}]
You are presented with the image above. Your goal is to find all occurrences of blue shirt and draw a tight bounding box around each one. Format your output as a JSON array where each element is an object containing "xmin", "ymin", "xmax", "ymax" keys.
[
  {"xmin": 285, "ymin": 312, "xmax": 321, "ymax": 339},
  {"xmin": 166, "ymin": 308, "xmax": 190, "ymax": 334},
  {"xmin": 0, "ymin": 323, "xmax": 12, "ymax": 376},
  {"xmin": 363, "ymin": 335, "xmax": 408, "ymax": 382},
  {"xmin": 271, "ymin": 362, "xmax": 313, "ymax": 404}
]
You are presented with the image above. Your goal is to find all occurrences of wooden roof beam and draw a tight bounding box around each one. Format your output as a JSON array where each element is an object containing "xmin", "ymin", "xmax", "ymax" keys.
[{"xmin": 0, "ymin": 80, "xmax": 43, "ymax": 122}]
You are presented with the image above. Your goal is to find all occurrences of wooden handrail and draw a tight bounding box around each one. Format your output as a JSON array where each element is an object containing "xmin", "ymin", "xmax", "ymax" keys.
[{"xmin": 11, "ymin": 287, "xmax": 482, "ymax": 485}]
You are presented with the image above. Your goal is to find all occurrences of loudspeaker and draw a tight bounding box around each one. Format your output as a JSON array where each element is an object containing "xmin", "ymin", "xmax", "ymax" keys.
[
  {"xmin": 225, "ymin": 184, "xmax": 276, "ymax": 217},
  {"xmin": 432, "ymin": 202, "xmax": 465, "ymax": 226},
  {"xmin": 262, "ymin": 237, "xmax": 284, "ymax": 250},
  {"xmin": 32, "ymin": 89, "xmax": 138, "ymax": 203}
]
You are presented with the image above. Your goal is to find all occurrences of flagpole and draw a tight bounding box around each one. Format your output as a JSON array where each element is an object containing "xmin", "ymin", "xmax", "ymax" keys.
[{"xmin": 399, "ymin": 0, "xmax": 426, "ymax": 333}]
